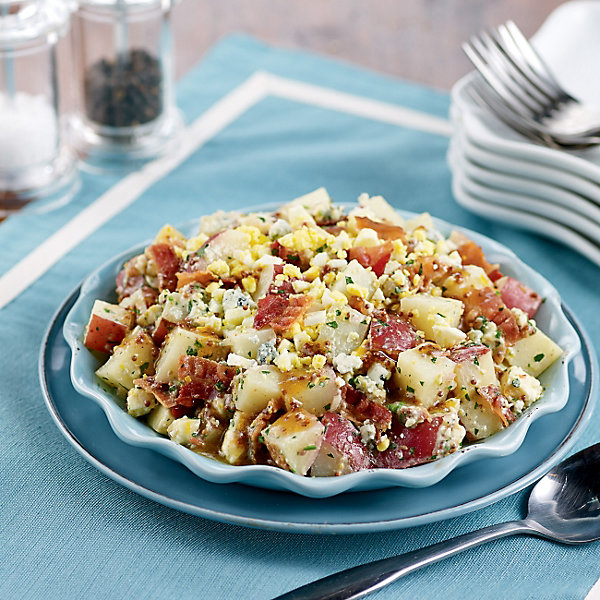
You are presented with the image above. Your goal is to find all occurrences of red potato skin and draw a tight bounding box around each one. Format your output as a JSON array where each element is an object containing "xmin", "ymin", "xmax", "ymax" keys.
[
  {"xmin": 149, "ymin": 243, "xmax": 180, "ymax": 292},
  {"xmin": 321, "ymin": 412, "xmax": 372, "ymax": 471},
  {"xmin": 369, "ymin": 309, "xmax": 418, "ymax": 360},
  {"xmin": 499, "ymin": 276, "xmax": 542, "ymax": 319},
  {"xmin": 374, "ymin": 416, "xmax": 443, "ymax": 469},
  {"xmin": 447, "ymin": 344, "xmax": 490, "ymax": 363},
  {"xmin": 84, "ymin": 314, "xmax": 129, "ymax": 353}
]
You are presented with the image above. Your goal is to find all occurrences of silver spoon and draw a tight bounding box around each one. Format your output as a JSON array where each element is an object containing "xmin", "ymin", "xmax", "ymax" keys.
[{"xmin": 274, "ymin": 442, "xmax": 600, "ymax": 600}]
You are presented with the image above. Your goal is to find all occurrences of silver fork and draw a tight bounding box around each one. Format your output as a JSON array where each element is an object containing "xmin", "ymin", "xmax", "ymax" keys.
[{"xmin": 462, "ymin": 21, "xmax": 600, "ymax": 148}]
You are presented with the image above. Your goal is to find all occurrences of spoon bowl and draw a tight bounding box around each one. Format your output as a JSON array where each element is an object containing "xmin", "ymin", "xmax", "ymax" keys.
[
  {"xmin": 527, "ymin": 443, "xmax": 600, "ymax": 544},
  {"xmin": 275, "ymin": 442, "xmax": 600, "ymax": 599}
]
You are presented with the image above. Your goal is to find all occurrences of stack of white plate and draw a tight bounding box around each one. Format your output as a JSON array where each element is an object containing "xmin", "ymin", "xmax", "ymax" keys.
[{"xmin": 448, "ymin": 0, "xmax": 600, "ymax": 268}]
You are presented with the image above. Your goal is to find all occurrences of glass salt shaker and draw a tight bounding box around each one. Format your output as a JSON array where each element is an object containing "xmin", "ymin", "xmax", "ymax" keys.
[
  {"xmin": 70, "ymin": 0, "xmax": 183, "ymax": 172},
  {"xmin": 0, "ymin": 0, "xmax": 77, "ymax": 218}
]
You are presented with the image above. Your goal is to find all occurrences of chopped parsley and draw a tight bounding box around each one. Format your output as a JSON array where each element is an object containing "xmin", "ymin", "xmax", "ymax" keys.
[
  {"xmin": 326, "ymin": 321, "xmax": 338, "ymax": 329},
  {"xmin": 534, "ymin": 353, "xmax": 545, "ymax": 362}
]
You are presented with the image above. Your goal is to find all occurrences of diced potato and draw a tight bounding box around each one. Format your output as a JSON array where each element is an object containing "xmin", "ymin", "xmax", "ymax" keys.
[
  {"xmin": 154, "ymin": 224, "xmax": 185, "ymax": 246},
  {"xmin": 146, "ymin": 404, "xmax": 174, "ymax": 434},
  {"xmin": 395, "ymin": 346, "xmax": 455, "ymax": 408},
  {"xmin": 431, "ymin": 325, "xmax": 466, "ymax": 348},
  {"xmin": 358, "ymin": 194, "xmax": 404, "ymax": 226},
  {"xmin": 404, "ymin": 212, "xmax": 434, "ymax": 232},
  {"xmin": 253, "ymin": 263, "xmax": 279, "ymax": 301},
  {"xmin": 506, "ymin": 328, "xmax": 563, "ymax": 377},
  {"xmin": 95, "ymin": 328, "xmax": 156, "ymax": 396},
  {"xmin": 317, "ymin": 306, "xmax": 369, "ymax": 355},
  {"xmin": 167, "ymin": 417, "xmax": 201, "ymax": 445},
  {"xmin": 332, "ymin": 260, "xmax": 377, "ymax": 299},
  {"xmin": 263, "ymin": 409, "xmax": 324, "ymax": 475},
  {"xmin": 400, "ymin": 295, "xmax": 463, "ymax": 341},
  {"xmin": 310, "ymin": 413, "xmax": 370, "ymax": 476},
  {"xmin": 282, "ymin": 366, "xmax": 338, "ymax": 416},
  {"xmin": 126, "ymin": 387, "xmax": 156, "ymax": 417},
  {"xmin": 203, "ymin": 229, "xmax": 251, "ymax": 264},
  {"xmin": 199, "ymin": 210, "xmax": 239, "ymax": 237},
  {"xmin": 220, "ymin": 410, "xmax": 254, "ymax": 464},
  {"xmin": 459, "ymin": 394, "xmax": 505, "ymax": 440},
  {"xmin": 84, "ymin": 299, "xmax": 133, "ymax": 353},
  {"xmin": 234, "ymin": 365, "xmax": 282, "ymax": 414},
  {"xmin": 454, "ymin": 349, "xmax": 497, "ymax": 394},
  {"xmin": 287, "ymin": 187, "xmax": 332, "ymax": 215},
  {"xmin": 224, "ymin": 327, "xmax": 276, "ymax": 359},
  {"xmin": 442, "ymin": 265, "xmax": 492, "ymax": 300},
  {"xmin": 154, "ymin": 327, "xmax": 227, "ymax": 383}
]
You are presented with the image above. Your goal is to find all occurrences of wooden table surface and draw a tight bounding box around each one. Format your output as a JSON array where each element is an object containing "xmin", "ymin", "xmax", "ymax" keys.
[{"xmin": 171, "ymin": 0, "xmax": 565, "ymax": 90}]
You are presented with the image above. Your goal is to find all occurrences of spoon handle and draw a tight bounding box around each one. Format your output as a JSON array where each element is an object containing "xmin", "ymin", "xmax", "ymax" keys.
[{"xmin": 273, "ymin": 519, "xmax": 533, "ymax": 600}]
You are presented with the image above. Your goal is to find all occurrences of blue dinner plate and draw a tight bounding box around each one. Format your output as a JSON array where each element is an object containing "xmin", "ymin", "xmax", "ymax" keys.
[{"xmin": 40, "ymin": 289, "xmax": 596, "ymax": 534}]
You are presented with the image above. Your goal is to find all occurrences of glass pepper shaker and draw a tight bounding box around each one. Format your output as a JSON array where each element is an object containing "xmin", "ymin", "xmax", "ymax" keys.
[
  {"xmin": 0, "ymin": 0, "xmax": 77, "ymax": 218},
  {"xmin": 70, "ymin": 0, "xmax": 183, "ymax": 172}
]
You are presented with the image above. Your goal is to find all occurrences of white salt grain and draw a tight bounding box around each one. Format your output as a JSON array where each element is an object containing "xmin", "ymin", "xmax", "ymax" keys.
[{"xmin": 0, "ymin": 92, "xmax": 57, "ymax": 170}]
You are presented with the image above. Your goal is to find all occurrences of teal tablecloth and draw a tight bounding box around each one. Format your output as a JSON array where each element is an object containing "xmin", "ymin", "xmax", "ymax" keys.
[{"xmin": 1, "ymin": 35, "xmax": 599, "ymax": 600}]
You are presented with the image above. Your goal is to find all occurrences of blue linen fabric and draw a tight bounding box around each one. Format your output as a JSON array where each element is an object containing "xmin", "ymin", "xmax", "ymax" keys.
[{"xmin": 1, "ymin": 34, "xmax": 599, "ymax": 600}]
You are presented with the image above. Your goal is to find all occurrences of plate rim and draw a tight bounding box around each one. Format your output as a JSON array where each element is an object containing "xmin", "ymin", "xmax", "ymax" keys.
[{"xmin": 40, "ymin": 287, "xmax": 597, "ymax": 534}]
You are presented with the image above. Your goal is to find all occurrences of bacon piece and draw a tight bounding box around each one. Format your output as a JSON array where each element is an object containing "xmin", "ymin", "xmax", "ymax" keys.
[
  {"xmin": 348, "ymin": 296, "xmax": 371, "ymax": 316},
  {"xmin": 374, "ymin": 416, "xmax": 443, "ymax": 469},
  {"xmin": 405, "ymin": 255, "xmax": 453, "ymax": 289},
  {"xmin": 478, "ymin": 385, "xmax": 515, "ymax": 427},
  {"xmin": 347, "ymin": 242, "xmax": 393, "ymax": 276},
  {"xmin": 254, "ymin": 294, "xmax": 290, "ymax": 330},
  {"xmin": 133, "ymin": 376, "xmax": 176, "ymax": 407},
  {"xmin": 270, "ymin": 241, "xmax": 308, "ymax": 269},
  {"xmin": 354, "ymin": 216, "xmax": 406, "ymax": 241},
  {"xmin": 178, "ymin": 356, "xmax": 236, "ymax": 390},
  {"xmin": 498, "ymin": 276, "xmax": 542, "ymax": 319},
  {"xmin": 369, "ymin": 309, "xmax": 418, "ymax": 359},
  {"xmin": 454, "ymin": 236, "xmax": 503, "ymax": 282},
  {"xmin": 447, "ymin": 344, "xmax": 490, "ymax": 363},
  {"xmin": 341, "ymin": 384, "xmax": 366, "ymax": 406},
  {"xmin": 463, "ymin": 287, "xmax": 520, "ymax": 343},
  {"xmin": 148, "ymin": 243, "xmax": 180, "ymax": 292},
  {"xmin": 248, "ymin": 398, "xmax": 284, "ymax": 464},
  {"xmin": 116, "ymin": 257, "xmax": 158, "ymax": 305},
  {"xmin": 254, "ymin": 294, "xmax": 312, "ymax": 334},
  {"xmin": 176, "ymin": 270, "xmax": 216, "ymax": 289},
  {"xmin": 320, "ymin": 412, "xmax": 372, "ymax": 471},
  {"xmin": 271, "ymin": 296, "xmax": 312, "ymax": 334},
  {"xmin": 353, "ymin": 398, "xmax": 392, "ymax": 430}
]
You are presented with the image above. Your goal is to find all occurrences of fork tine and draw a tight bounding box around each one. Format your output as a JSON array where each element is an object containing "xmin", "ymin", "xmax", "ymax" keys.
[
  {"xmin": 473, "ymin": 31, "xmax": 548, "ymax": 114},
  {"xmin": 469, "ymin": 79, "xmax": 600, "ymax": 148},
  {"xmin": 462, "ymin": 40, "xmax": 538, "ymax": 120},
  {"xmin": 502, "ymin": 21, "xmax": 572, "ymax": 100},
  {"xmin": 480, "ymin": 29, "xmax": 552, "ymax": 106},
  {"xmin": 492, "ymin": 24, "xmax": 560, "ymax": 101},
  {"xmin": 467, "ymin": 79, "xmax": 554, "ymax": 145}
]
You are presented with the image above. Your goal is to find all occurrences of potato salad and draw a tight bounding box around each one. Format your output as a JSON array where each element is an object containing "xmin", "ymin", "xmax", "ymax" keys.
[{"xmin": 84, "ymin": 189, "xmax": 562, "ymax": 476}]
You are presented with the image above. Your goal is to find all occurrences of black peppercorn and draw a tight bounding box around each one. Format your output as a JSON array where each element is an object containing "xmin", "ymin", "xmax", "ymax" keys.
[{"xmin": 84, "ymin": 48, "xmax": 163, "ymax": 127}]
